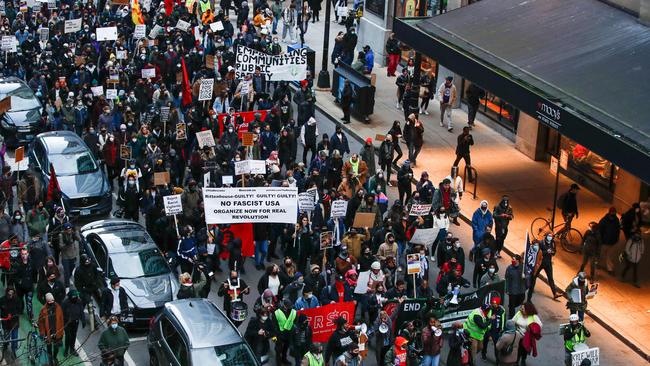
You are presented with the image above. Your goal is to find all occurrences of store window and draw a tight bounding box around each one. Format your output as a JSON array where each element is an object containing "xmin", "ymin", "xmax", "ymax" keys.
[
  {"xmin": 560, "ymin": 136, "xmax": 618, "ymax": 191},
  {"xmin": 366, "ymin": 0, "xmax": 386, "ymax": 18},
  {"xmin": 462, "ymin": 81, "xmax": 519, "ymax": 132},
  {"xmin": 398, "ymin": 47, "xmax": 438, "ymax": 82}
]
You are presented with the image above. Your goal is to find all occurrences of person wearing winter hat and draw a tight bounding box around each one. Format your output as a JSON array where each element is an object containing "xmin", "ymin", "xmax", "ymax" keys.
[
  {"xmin": 471, "ymin": 200, "xmax": 493, "ymax": 260},
  {"xmin": 271, "ymin": 298, "xmax": 297, "ymax": 366},
  {"xmin": 463, "ymin": 304, "xmax": 492, "ymax": 365},
  {"xmin": 482, "ymin": 296, "xmax": 506, "ymax": 362},
  {"xmin": 38, "ymin": 292, "xmax": 64, "ymax": 364}
]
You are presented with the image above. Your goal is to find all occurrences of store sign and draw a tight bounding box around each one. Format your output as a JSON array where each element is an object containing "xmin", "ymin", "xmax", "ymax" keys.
[{"xmin": 536, "ymin": 101, "xmax": 562, "ymax": 129}]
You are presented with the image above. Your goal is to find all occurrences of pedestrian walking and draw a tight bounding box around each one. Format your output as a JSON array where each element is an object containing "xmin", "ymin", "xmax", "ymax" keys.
[
  {"xmin": 341, "ymin": 80, "xmax": 353, "ymax": 124},
  {"xmin": 493, "ymin": 195, "xmax": 514, "ymax": 258},
  {"xmin": 385, "ymin": 33, "xmax": 401, "ymax": 77},
  {"xmin": 505, "ymin": 254, "xmax": 526, "ymax": 318},
  {"xmin": 598, "ymin": 207, "xmax": 621, "ymax": 273},
  {"xmin": 620, "ymin": 232, "xmax": 644, "ymax": 287},
  {"xmin": 98, "ymin": 316, "xmax": 130, "ymax": 366},
  {"xmin": 465, "ymin": 83, "xmax": 484, "ymax": 128},
  {"xmin": 38, "ymin": 293, "xmax": 64, "ymax": 366},
  {"xmin": 437, "ymin": 76, "xmax": 457, "ymax": 132},
  {"xmin": 528, "ymin": 234, "xmax": 562, "ymax": 301},
  {"xmin": 453, "ymin": 127, "xmax": 474, "ymax": 182},
  {"xmin": 61, "ymin": 290, "xmax": 83, "ymax": 357},
  {"xmin": 395, "ymin": 69, "xmax": 410, "ymax": 110},
  {"xmin": 579, "ymin": 222, "xmax": 601, "ymax": 281},
  {"xmin": 495, "ymin": 320, "xmax": 522, "ymax": 366},
  {"xmin": 565, "ymin": 272, "xmax": 589, "ymax": 321}
]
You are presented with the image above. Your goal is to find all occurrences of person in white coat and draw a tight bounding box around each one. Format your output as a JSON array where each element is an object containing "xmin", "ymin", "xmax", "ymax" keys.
[
  {"xmin": 431, "ymin": 207, "xmax": 450, "ymax": 260},
  {"xmin": 621, "ymin": 232, "xmax": 644, "ymax": 287}
]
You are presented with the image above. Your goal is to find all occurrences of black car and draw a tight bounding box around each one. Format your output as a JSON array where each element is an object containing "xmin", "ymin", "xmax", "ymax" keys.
[
  {"xmin": 0, "ymin": 77, "xmax": 44, "ymax": 146},
  {"xmin": 78, "ymin": 219, "xmax": 179, "ymax": 328},
  {"xmin": 148, "ymin": 299, "xmax": 260, "ymax": 366},
  {"xmin": 28, "ymin": 130, "xmax": 112, "ymax": 217}
]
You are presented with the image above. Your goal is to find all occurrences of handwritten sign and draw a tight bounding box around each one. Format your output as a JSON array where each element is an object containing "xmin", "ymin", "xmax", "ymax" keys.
[
  {"xmin": 331, "ymin": 200, "xmax": 348, "ymax": 218},
  {"xmin": 209, "ymin": 21, "xmax": 224, "ymax": 31},
  {"xmin": 141, "ymin": 68, "xmax": 156, "ymax": 79},
  {"xmin": 198, "ymin": 78, "xmax": 214, "ymax": 101},
  {"xmin": 96, "ymin": 26, "xmax": 118, "ymax": 41},
  {"xmin": 196, "ymin": 130, "xmax": 216, "ymax": 148},
  {"xmin": 64, "ymin": 18, "xmax": 82, "ymax": 33},
  {"xmin": 241, "ymin": 132, "xmax": 255, "ymax": 147},
  {"xmin": 163, "ymin": 194, "xmax": 183, "ymax": 215},
  {"xmin": 154, "ymin": 171, "xmax": 170, "ymax": 186},
  {"xmin": 134, "ymin": 24, "xmax": 146, "ymax": 39},
  {"xmin": 106, "ymin": 89, "xmax": 118, "ymax": 100},
  {"xmin": 90, "ymin": 86, "xmax": 104, "ymax": 97},
  {"xmin": 409, "ymin": 204, "xmax": 431, "ymax": 217}
]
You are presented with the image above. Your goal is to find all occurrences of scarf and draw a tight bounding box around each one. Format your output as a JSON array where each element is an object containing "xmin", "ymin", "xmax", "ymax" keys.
[{"xmin": 349, "ymin": 158, "xmax": 359, "ymax": 175}]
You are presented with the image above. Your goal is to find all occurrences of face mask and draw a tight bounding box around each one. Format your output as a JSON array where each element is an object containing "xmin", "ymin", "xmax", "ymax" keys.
[
  {"xmin": 306, "ymin": 294, "xmax": 313, "ymax": 299},
  {"xmin": 128, "ymin": 180, "xmax": 135, "ymax": 186},
  {"xmin": 488, "ymin": 268, "xmax": 495, "ymax": 274},
  {"xmin": 546, "ymin": 235, "xmax": 552, "ymax": 241},
  {"xmin": 111, "ymin": 323, "xmax": 118, "ymax": 330},
  {"xmin": 261, "ymin": 316, "xmax": 268, "ymax": 321},
  {"xmin": 235, "ymin": 157, "xmax": 241, "ymax": 162}
]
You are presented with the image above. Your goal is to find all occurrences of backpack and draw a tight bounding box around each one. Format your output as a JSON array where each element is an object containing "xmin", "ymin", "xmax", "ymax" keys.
[{"xmin": 500, "ymin": 334, "xmax": 517, "ymax": 356}]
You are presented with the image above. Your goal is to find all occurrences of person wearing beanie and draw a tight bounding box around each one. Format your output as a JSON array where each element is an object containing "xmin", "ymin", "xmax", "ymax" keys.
[
  {"xmin": 471, "ymin": 200, "xmax": 493, "ymax": 260},
  {"xmin": 463, "ymin": 304, "xmax": 492, "ymax": 365},
  {"xmin": 304, "ymin": 264, "xmax": 326, "ymax": 298},
  {"xmin": 482, "ymin": 296, "xmax": 506, "ymax": 362},
  {"xmin": 38, "ymin": 292, "xmax": 64, "ymax": 365},
  {"xmin": 495, "ymin": 320, "xmax": 522, "ymax": 366},
  {"xmin": 565, "ymin": 272, "xmax": 590, "ymax": 321},
  {"xmin": 360, "ymin": 137, "xmax": 377, "ymax": 177},
  {"xmin": 61, "ymin": 290, "xmax": 83, "ymax": 356},
  {"xmin": 294, "ymin": 285, "xmax": 319, "ymax": 310}
]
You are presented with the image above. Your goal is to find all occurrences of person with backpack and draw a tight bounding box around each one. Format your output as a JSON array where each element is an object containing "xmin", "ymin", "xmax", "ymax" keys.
[{"xmin": 495, "ymin": 320, "xmax": 522, "ymax": 366}]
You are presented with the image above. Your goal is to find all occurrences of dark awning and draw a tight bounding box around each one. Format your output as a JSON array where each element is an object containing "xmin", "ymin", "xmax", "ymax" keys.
[{"xmin": 393, "ymin": 0, "xmax": 650, "ymax": 183}]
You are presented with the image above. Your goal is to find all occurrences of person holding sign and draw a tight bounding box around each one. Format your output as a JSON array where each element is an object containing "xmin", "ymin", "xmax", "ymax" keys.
[{"xmin": 563, "ymin": 314, "xmax": 591, "ymax": 366}]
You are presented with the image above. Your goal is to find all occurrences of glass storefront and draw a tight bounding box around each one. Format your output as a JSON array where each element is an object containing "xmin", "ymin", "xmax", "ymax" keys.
[
  {"xmin": 462, "ymin": 81, "xmax": 519, "ymax": 132},
  {"xmin": 366, "ymin": 0, "xmax": 386, "ymax": 17},
  {"xmin": 560, "ymin": 136, "xmax": 619, "ymax": 191}
]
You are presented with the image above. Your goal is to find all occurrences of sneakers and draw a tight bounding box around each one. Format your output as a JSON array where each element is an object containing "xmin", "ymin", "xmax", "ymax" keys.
[
  {"xmin": 440, "ymin": 122, "xmax": 444, "ymax": 127},
  {"xmin": 387, "ymin": 182, "xmax": 393, "ymax": 187},
  {"xmin": 424, "ymin": 110, "xmax": 429, "ymax": 115},
  {"xmin": 448, "ymin": 127, "xmax": 454, "ymax": 132},
  {"xmin": 396, "ymin": 102, "xmax": 401, "ymax": 109}
]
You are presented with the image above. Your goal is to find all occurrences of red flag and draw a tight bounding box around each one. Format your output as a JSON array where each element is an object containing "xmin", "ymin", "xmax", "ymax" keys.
[
  {"xmin": 164, "ymin": 0, "xmax": 173, "ymax": 16},
  {"xmin": 47, "ymin": 163, "xmax": 61, "ymax": 202},
  {"xmin": 298, "ymin": 302, "xmax": 356, "ymax": 342},
  {"xmin": 181, "ymin": 57, "xmax": 193, "ymax": 107},
  {"xmin": 219, "ymin": 223, "xmax": 255, "ymax": 258}
]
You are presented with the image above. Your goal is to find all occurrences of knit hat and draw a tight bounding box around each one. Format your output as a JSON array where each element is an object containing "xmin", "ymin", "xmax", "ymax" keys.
[
  {"xmin": 365, "ymin": 137, "xmax": 372, "ymax": 144},
  {"xmin": 371, "ymin": 261, "xmax": 381, "ymax": 270},
  {"xmin": 45, "ymin": 293, "xmax": 54, "ymax": 302},
  {"xmin": 310, "ymin": 264, "xmax": 320, "ymax": 272}
]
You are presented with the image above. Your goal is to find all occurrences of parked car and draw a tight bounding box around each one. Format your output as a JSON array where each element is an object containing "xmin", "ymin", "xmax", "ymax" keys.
[
  {"xmin": 148, "ymin": 299, "xmax": 261, "ymax": 366},
  {"xmin": 0, "ymin": 77, "xmax": 44, "ymax": 146},
  {"xmin": 79, "ymin": 219, "xmax": 179, "ymax": 328},
  {"xmin": 28, "ymin": 130, "xmax": 111, "ymax": 217}
]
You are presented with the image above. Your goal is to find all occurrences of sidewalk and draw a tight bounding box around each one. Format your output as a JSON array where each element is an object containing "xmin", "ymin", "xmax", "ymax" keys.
[{"xmin": 311, "ymin": 59, "xmax": 650, "ymax": 359}]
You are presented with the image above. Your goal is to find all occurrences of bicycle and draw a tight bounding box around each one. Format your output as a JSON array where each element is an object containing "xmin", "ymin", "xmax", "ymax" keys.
[
  {"xmin": 530, "ymin": 210, "xmax": 584, "ymax": 253},
  {"xmin": 26, "ymin": 322, "xmax": 49, "ymax": 366}
]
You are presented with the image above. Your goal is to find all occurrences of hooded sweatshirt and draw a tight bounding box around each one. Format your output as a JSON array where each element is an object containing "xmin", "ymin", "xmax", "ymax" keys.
[{"xmin": 300, "ymin": 117, "xmax": 319, "ymax": 147}]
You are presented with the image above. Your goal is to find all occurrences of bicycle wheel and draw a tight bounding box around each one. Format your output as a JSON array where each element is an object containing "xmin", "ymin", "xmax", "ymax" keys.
[
  {"xmin": 530, "ymin": 217, "xmax": 551, "ymax": 240},
  {"xmin": 561, "ymin": 228, "xmax": 584, "ymax": 253},
  {"xmin": 26, "ymin": 332, "xmax": 37, "ymax": 364}
]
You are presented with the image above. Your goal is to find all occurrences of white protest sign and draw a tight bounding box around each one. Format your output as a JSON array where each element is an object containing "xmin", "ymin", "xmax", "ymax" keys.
[
  {"xmin": 64, "ymin": 18, "xmax": 82, "ymax": 34},
  {"xmin": 196, "ymin": 130, "xmax": 216, "ymax": 148},
  {"xmin": 116, "ymin": 50, "xmax": 127, "ymax": 60},
  {"xmin": 209, "ymin": 21, "xmax": 224, "ymax": 31},
  {"xmin": 134, "ymin": 24, "xmax": 146, "ymax": 39},
  {"xmin": 175, "ymin": 19, "xmax": 191, "ymax": 32},
  {"xmin": 249, "ymin": 160, "xmax": 266, "ymax": 174},
  {"xmin": 234, "ymin": 160, "xmax": 248, "ymax": 176},
  {"xmin": 203, "ymin": 187, "xmax": 298, "ymax": 224},
  {"xmin": 336, "ymin": 6, "xmax": 348, "ymax": 17},
  {"xmin": 409, "ymin": 204, "xmax": 431, "ymax": 216},
  {"xmin": 354, "ymin": 271, "xmax": 371, "ymax": 294},
  {"xmin": 105, "ymin": 89, "xmax": 118, "ymax": 100},
  {"xmin": 203, "ymin": 172, "xmax": 210, "ymax": 188},
  {"xmin": 198, "ymin": 78, "xmax": 214, "ymax": 101},
  {"xmin": 1, "ymin": 36, "xmax": 17, "ymax": 52},
  {"xmin": 96, "ymin": 27, "xmax": 118, "ymax": 41},
  {"xmin": 149, "ymin": 24, "xmax": 162, "ymax": 39},
  {"xmin": 572, "ymin": 347, "xmax": 599, "ymax": 366},
  {"xmin": 141, "ymin": 68, "xmax": 156, "ymax": 79},
  {"xmin": 39, "ymin": 28, "xmax": 49, "ymax": 42},
  {"xmin": 235, "ymin": 45, "xmax": 308, "ymax": 81},
  {"xmin": 222, "ymin": 176, "xmax": 233, "ymax": 185},
  {"xmin": 90, "ymin": 86, "xmax": 104, "ymax": 97},
  {"xmin": 298, "ymin": 192, "xmax": 315, "ymax": 212},
  {"xmin": 409, "ymin": 228, "xmax": 440, "ymax": 245},
  {"xmin": 163, "ymin": 194, "xmax": 183, "ymax": 216},
  {"xmin": 331, "ymin": 200, "xmax": 348, "ymax": 218}
]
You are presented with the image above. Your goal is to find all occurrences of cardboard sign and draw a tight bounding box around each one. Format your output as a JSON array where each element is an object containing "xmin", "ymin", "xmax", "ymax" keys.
[
  {"xmin": 572, "ymin": 347, "xmax": 599, "ymax": 366},
  {"xmin": 298, "ymin": 192, "xmax": 315, "ymax": 212},
  {"xmin": 0, "ymin": 97, "xmax": 11, "ymax": 114},
  {"xmin": 241, "ymin": 132, "xmax": 255, "ymax": 147},
  {"xmin": 409, "ymin": 228, "xmax": 440, "ymax": 245},
  {"xmin": 320, "ymin": 231, "xmax": 333, "ymax": 250},
  {"xmin": 409, "ymin": 204, "xmax": 431, "ymax": 217},
  {"xmin": 116, "ymin": 50, "xmax": 127, "ymax": 60},
  {"xmin": 352, "ymin": 212, "xmax": 375, "ymax": 228},
  {"xmin": 163, "ymin": 194, "xmax": 183, "ymax": 215},
  {"xmin": 331, "ymin": 200, "xmax": 348, "ymax": 218},
  {"xmin": 175, "ymin": 19, "xmax": 191, "ymax": 32},
  {"xmin": 14, "ymin": 146, "xmax": 24, "ymax": 163},
  {"xmin": 64, "ymin": 18, "xmax": 82, "ymax": 34},
  {"xmin": 105, "ymin": 89, "xmax": 118, "ymax": 100},
  {"xmin": 176, "ymin": 123, "xmax": 187, "ymax": 140},
  {"xmin": 209, "ymin": 21, "xmax": 224, "ymax": 32},
  {"xmin": 96, "ymin": 26, "xmax": 118, "ymax": 41},
  {"xmin": 119, "ymin": 145, "xmax": 132, "ymax": 160},
  {"xmin": 203, "ymin": 187, "xmax": 299, "ymax": 224},
  {"xmin": 141, "ymin": 68, "xmax": 156, "ymax": 79},
  {"xmin": 375, "ymin": 134, "xmax": 385, "ymax": 142},
  {"xmin": 91, "ymin": 86, "xmax": 104, "ymax": 97},
  {"xmin": 406, "ymin": 253, "xmax": 422, "ymax": 275},
  {"xmin": 196, "ymin": 130, "xmax": 216, "ymax": 148},
  {"xmin": 198, "ymin": 78, "xmax": 214, "ymax": 101},
  {"xmin": 134, "ymin": 24, "xmax": 146, "ymax": 39},
  {"xmin": 154, "ymin": 171, "xmax": 170, "ymax": 186}
]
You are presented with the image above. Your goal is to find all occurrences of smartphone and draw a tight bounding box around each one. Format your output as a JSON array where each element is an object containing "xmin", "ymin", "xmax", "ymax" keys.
[{"xmin": 208, "ymin": 271, "xmax": 214, "ymax": 277}]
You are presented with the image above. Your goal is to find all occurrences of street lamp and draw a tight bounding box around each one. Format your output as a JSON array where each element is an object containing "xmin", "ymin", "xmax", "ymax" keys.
[{"xmin": 316, "ymin": 0, "xmax": 332, "ymax": 89}]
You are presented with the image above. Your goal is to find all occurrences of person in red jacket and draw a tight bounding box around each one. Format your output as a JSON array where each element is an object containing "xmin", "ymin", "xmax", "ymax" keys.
[
  {"xmin": 0, "ymin": 235, "xmax": 23, "ymax": 286},
  {"xmin": 102, "ymin": 135, "xmax": 119, "ymax": 190},
  {"xmin": 385, "ymin": 336, "xmax": 409, "ymax": 366}
]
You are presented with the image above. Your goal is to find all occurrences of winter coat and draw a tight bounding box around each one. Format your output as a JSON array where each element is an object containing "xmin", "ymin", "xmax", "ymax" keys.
[
  {"xmin": 624, "ymin": 237, "xmax": 645, "ymax": 263},
  {"xmin": 360, "ymin": 144, "xmax": 376, "ymax": 176},
  {"xmin": 378, "ymin": 140, "xmax": 394, "ymax": 166},
  {"xmin": 38, "ymin": 303, "xmax": 65, "ymax": 343},
  {"xmin": 471, "ymin": 207, "xmax": 493, "ymax": 246},
  {"xmin": 598, "ymin": 213, "xmax": 621, "ymax": 246},
  {"xmin": 331, "ymin": 133, "xmax": 350, "ymax": 156},
  {"xmin": 495, "ymin": 331, "xmax": 522, "ymax": 364},
  {"xmin": 504, "ymin": 264, "xmax": 526, "ymax": 295},
  {"xmin": 98, "ymin": 326, "xmax": 130, "ymax": 357},
  {"xmin": 244, "ymin": 316, "xmax": 272, "ymax": 357}
]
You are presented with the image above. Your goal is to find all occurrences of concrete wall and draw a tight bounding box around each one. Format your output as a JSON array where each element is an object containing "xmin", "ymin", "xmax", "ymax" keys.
[
  {"xmin": 515, "ymin": 112, "xmax": 545, "ymax": 161},
  {"xmin": 605, "ymin": 0, "xmax": 640, "ymax": 13},
  {"xmin": 613, "ymin": 168, "xmax": 642, "ymax": 210},
  {"xmin": 357, "ymin": 0, "xmax": 394, "ymax": 66}
]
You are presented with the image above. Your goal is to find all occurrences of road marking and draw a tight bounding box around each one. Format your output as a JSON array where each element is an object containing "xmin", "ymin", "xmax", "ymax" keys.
[
  {"xmin": 129, "ymin": 336, "xmax": 148, "ymax": 342},
  {"xmin": 74, "ymin": 338, "xmax": 91, "ymax": 365},
  {"xmin": 124, "ymin": 349, "xmax": 136, "ymax": 366}
]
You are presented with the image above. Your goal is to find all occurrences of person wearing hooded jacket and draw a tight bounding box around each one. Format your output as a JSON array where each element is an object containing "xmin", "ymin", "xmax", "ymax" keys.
[
  {"xmin": 300, "ymin": 117, "xmax": 319, "ymax": 164},
  {"xmin": 290, "ymin": 313, "xmax": 313, "ymax": 366},
  {"xmin": 471, "ymin": 200, "xmax": 493, "ymax": 258},
  {"xmin": 325, "ymin": 316, "xmax": 358, "ymax": 364},
  {"xmin": 493, "ymin": 195, "xmax": 514, "ymax": 258},
  {"xmin": 397, "ymin": 161, "xmax": 414, "ymax": 205},
  {"xmin": 244, "ymin": 308, "xmax": 273, "ymax": 363},
  {"xmin": 384, "ymin": 336, "xmax": 410, "ymax": 366}
]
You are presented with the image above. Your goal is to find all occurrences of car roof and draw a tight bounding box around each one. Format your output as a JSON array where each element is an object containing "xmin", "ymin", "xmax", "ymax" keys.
[
  {"xmin": 164, "ymin": 299, "xmax": 243, "ymax": 349},
  {"xmin": 37, "ymin": 131, "xmax": 88, "ymax": 154},
  {"xmin": 80, "ymin": 219, "xmax": 156, "ymax": 253},
  {"xmin": 0, "ymin": 77, "xmax": 27, "ymax": 93}
]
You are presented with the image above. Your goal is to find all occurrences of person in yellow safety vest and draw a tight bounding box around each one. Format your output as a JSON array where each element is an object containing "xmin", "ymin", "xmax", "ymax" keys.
[
  {"xmin": 272, "ymin": 299, "xmax": 296, "ymax": 366},
  {"xmin": 463, "ymin": 304, "xmax": 492, "ymax": 365},
  {"xmin": 301, "ymin": 343, "xmax": 325, "ymax": 366},
  {"xmin": 563, "ymin": 313, "xmax": 591, "ymax": 366},
  {"xmin": 198, "ymin": 0, "xmax": 211, "ymax": 14}
]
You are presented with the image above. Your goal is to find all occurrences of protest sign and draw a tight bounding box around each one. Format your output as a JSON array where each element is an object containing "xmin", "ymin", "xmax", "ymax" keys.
[
  {"xmin": 234, "ymin": 160, "xmax": 266, "ymax": 175},
  {"xmin": 196, "ymin": 130, "xmax": 216, "ymax": 148},
  {"xmin": 523, "ymin": 232, "xmax": 538, "ymax": 279},
  {"xmin": 439, "ymin": 281, "xmax": 506, "ymax": 328},
  {"xmin": 154, "ymin": 172, "xmax": 170, "ymax": 186},
  {"xmin": 297, "ymin": 302, "xmax": 356, "ymax": 343},
  {"xmin": 105, "ymin": 89, "xmax": 118, "ymax": 100},
  {"xmin": 119, "ymin": 145, "xmax": 131, "ymax": 160},
  {"xmin": 241, "ymin": 132, "xmax": 255, "ymax": 147},
  {"xmin": 163, "ymin": 194, "xmax": 183, "ymax": 216},
  {"xmin": 14, "ymin": 146, "xmax": 24, "ymax": 163},
  {"xmin": 159, "ymin": 107, "xmax": 170, "ymax": 123},
  {"xmin": 47, "ymin": 0, "xmax": 55, "ymax": 9},
  {"xmin": 1, "ymin": 36, "xmax": 16, "ymax": 52},
  {"xmin": 409, "ymin": 204, "xmax": 431, "ymax": 216},
  {"xmin": 406, "ymin": 254, "xmax": 422, "ymax": 275},
  {"xmin": 352, "ymin": 212, "xmax": 375, "ymax": 229},
  {"xmin": 319, "ymin": 231, "xmax": 333, "ymax": 250},
  {"xmin": 409, "ymin": 228, "xmax": 440, "ymax": 246},
  {"xmin": 203, "ymin": 172, "xmax": 210, "ymax": 188},
  {"xmin": 203, "ymin": 187, "xmax": 298, "ymax": 224},
  {"xmin": 175, "ymin": 19, "xmax": 191, "ymax": 32},
  {"xmin": 176, "ymin": 122, "xmax": 186, "ymax": 140},
  {"xmin": 235, "ymin": 45, "xmax": 307, "ymax": 81},
  {"xmin": 331, "ymin": 200, "xmax": 348, "ymax": 218},
  {"xmin": 134, "ymin": 24, "xmax": 146, "ymax": 39},
  {"xmin": 0, "ymin": 1, "xmax": 5, "ymax": 15},
  {"xmin": 116, "ymin": 50, "xmax": 127, "ymax": 60},
  {"xmin": 141, "ymin": 68, "xmax": 156, "ymax": 79},
  {"xmin": 209, "ymin": 21, "xmax": 224, "ymax": 31},
  {"xmin": 90, "ymin": 86, "xmax": 104, "ymax": 97},
  {"xmin": 298, "ymin": 192, "xmax": 315, "ymax": 212},
  {"xmin": 572, "ymin": 347, "xmax": 599, "ymax": 366},
  {"xmin": 198, "ymin": 78, "xmax": 214, "ymax": 101},
  {"xmin": 39, "ymin": 28, "xmax": 49, "ymax": 42},
  {"xmin": 149, "ymin": 24, "xmax": 162, "ymax": 39},
  {"xmin": 64, "ymin": 18, "xmax": 82, "ymax": 33},
  {"xmin": 222, "ymin": 176, "xmax": 233, "ymax": 185},
  {"xmin": 0, "ymin": 97, "xmax": 11, "ymax": 114},
  {"xmin": 216, "ymin": 110, "xmax": 268, "ymax": 137},
  {"xmin": 194, "ymin": 26, "xmax": 202, "ymax": 42},
  {"xmin": 354, "ymin": 271, "xmax": 371, "ymax": 294},
  {"xmin": 96, "ymin": 27, "xmax": 118, "ymax": 41}
]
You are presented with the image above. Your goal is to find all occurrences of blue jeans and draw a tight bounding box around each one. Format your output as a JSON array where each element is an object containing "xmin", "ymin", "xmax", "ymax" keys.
[
  {"xmin": 421, "ymin": 354, "xmax": 440, "ymax": 366},
  {"xmin": 272, "ymin": 17, "xmax": 279, "ymax": 33},
  {"xmin": 397, "ymin": 240, "xmax": 406, "ymax": 265},
  {"xmin": 255, "ymin": 240, "xmax": 269, "ymax": 266},
  {"xmin": 62, "ymin": 258, "xmax": 76, "ymax": 288}
]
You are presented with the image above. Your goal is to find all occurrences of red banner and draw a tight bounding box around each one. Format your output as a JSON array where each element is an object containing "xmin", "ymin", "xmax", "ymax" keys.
[
  {"xmin": 298, "ymin": 302, "xmax": 356, "ymax": 343},
  {"xmin": 217, "ymin": 223, "xmax": 255, "ymax": 258},
  {"xmin": 217, "ymin": 110, "xmax": 269, "ymax": 138}
]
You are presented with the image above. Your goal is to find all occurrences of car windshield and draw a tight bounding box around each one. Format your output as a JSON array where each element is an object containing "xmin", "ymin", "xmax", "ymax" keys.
[
  {"xmin": 110, "ymin": 248, "xmax": 170, "ymax": 278},
  {"xmin": 0, "ymin": 84, "xmax": 40, "ymax": 111},
  {"xmin": 193, "ymin": 342, "xmax": 258, "ymax": 366},
  {"xmin": 48, "ymin": 152, "xmax": 98, "ymax": 175}
]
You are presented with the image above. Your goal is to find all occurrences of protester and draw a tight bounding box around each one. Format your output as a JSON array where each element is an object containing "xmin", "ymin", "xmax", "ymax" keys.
[{"xmin": 98, "ymin": 316, "xmax": 130, "ymax": 366}]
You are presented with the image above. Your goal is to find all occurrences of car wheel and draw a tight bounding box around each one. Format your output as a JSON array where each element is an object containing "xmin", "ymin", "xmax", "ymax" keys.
[{"xmin": 149, "ymin": 350, "xmax": 158, "ymax": 366}]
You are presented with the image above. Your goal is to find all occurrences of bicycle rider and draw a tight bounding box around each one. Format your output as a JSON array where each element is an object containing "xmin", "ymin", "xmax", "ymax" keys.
[{"xmin": 558, "ymin": 184, "xmax": 580, "ymax": 230}]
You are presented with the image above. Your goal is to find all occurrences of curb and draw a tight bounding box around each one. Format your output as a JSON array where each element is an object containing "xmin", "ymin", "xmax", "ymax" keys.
[{"xmin": 313, "ymin": 99, "xmax": 650, "ymax": 362}]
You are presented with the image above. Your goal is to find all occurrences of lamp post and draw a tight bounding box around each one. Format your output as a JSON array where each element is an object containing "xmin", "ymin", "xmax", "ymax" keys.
[{"xmin": 316, "ymin": 0, "xmax": 332, "ymax": 89}]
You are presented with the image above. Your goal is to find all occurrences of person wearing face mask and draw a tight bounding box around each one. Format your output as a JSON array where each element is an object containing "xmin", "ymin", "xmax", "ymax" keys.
[
  {"xmin": 120, "ymin": 159, "xmax": 142, "ymax": 191},
  {"xmin": 99, "ymin": 277, "xmax": 128, "ymax": 321},
  {"xmin": 244, "ymin": 308, "xmax": 273, "ymax": 363},
  {"xmin": 565, "ymin": 272, "xmax": 590, "ymax": 321},
  {"xmin": 271, "ymin": 298, "xmax": 297, "ymax": 366},
  {"xmin": 10, "ymin": 209, "xmax": 27, "ymax": 243},
  {"xmin": 0, "ymin": 287, "xmax": 22, "ymax": 360},
  {"xmin": 493, "ymin": 195, "xmax": 514, "ymax": 259},
  {"xmin": 293, "ymin": 285, "xmax": 319, "ymax": 310},
  {"xmin": 504, "ymin": 254, "xmax": 526, "ymax": 318},
  {"xmin": 117, "ymin": 174, "xmax": 142, "ymax": 222},
  {"xmin": 471, "ymin": 200, "xmax": 493, "ymax": 261},
  {"xmin": 61, "ymin": 290, "xmax": 83, "ymax": 357},
  {"xmin": 38, "ymin": 292, "xmax": 65, "ymax": 365},
  {"xmin": 481, "ymin": 297, "xmax": 506, "ymax": 362},
  {"xmin": 289, "ymin": 313, "xmax": 313, "ymax": 366},
  {"xmin": 102, "ymin": 134, "xmax": 119, "ymax": 190},
  {"xmin": 37, "ymin": 269, "xmax": 66, "ymax": 305},
  {"xmin": 301, "ymin": 342, "xmax": 325, "ymax": 366},
  {"xmin": 217, "ymin": 270, "xmax": 250, "ymax": 325},
  {"xmin": 528, "ymin": 234, "xmax": 562, "ymax": 302},
  {"xmin": 13, "ymin": 248, "xmax": 35, "ymax": 319},
  {"xmin": 74, "ymin": 254, "xmax": 101, "ymax": 308},
  {"xmin": 383, "ymin": 336, "xmax": 409, "ymax": 366},
  {"xmin": 562, "ymin": 313, "xmax": 591, "ymax": 366},
  {"xmin": 97, "ymin": 316, "xmax": 130, "ymax": 366},
  {"xmin": 473, "ymin": 248, "xmax": 498, "ymax": 288},
  {"xmin": 420, "ymin": 316, "xmax": 443, "ymax": 366}
]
